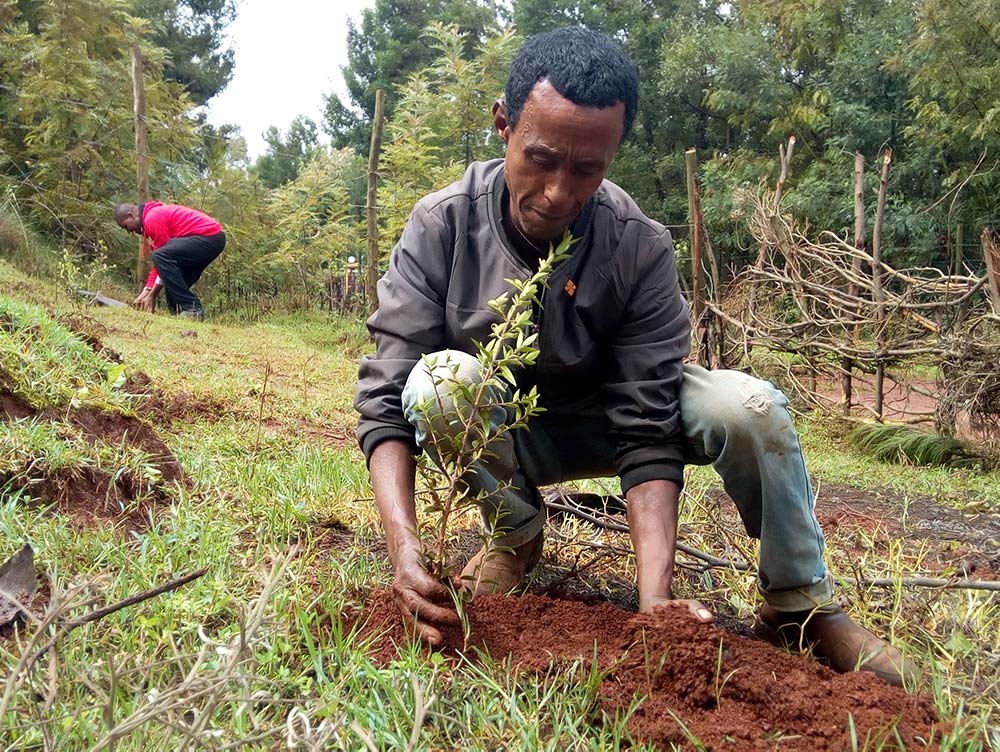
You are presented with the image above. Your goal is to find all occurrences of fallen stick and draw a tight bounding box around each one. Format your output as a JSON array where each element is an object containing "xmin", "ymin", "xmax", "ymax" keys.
[
  {"xmin": 31, "ymin": 568, "xmax": 208, "ymax": 663},
  {"xmin": 547, "ymin": 499, "xmax": 1000, "ymax": 592},
  {"xmin": 844, "ymin": 575, "xmax": 1000, "ymax": 592}
]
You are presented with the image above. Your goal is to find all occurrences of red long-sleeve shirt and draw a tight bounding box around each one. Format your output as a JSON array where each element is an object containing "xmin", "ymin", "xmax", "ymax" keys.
[{"xmin": 142, "ymin": 202, "xmax": 223, "ymax": 287}]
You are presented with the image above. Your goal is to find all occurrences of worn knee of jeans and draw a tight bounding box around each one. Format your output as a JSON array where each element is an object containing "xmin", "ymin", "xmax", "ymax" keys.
[
  {"xmin": 401, "ymin": 349, "xmax": 507, "ymax": 462},
  {"xmin": 683, "ymin": 367, "xmax": 809, "ymax": 541},
  {"xmin": 689, "ymin": 371, "xmax": 799, "ymax": 463},
  {"xmin": 401, "ymin": 350, "xmax": 541, "ymax": 544}
]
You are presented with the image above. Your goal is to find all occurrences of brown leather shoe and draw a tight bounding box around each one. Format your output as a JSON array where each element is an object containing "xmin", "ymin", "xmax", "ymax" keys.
[
  {"xmin": 459, "ymin": 532, "xmax": 544, "ymax": 596},
  {"xmin": 757, "ymin": 603, "xmax": 919, "ymax": 687}
]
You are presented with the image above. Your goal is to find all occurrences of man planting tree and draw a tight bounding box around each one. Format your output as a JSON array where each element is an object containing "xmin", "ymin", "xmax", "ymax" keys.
[
  {"xmin": 114, "ymin": 201, "xmax": 226, "ymax": 320},
  {"xmin": 354, "ymin": 26, "xmax": 916, "ymax": 686}
]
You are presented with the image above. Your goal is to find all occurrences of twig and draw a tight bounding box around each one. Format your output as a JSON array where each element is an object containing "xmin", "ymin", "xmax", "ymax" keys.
[
  {"xmin": 30, "ymin": 568, "xmax": 208, "ymax": 664},
  {"xmin": 545, "ymin": 499, "xmax": 752, "ymax": 572},
  {"xmin": 843, "ymin": 575, "xmax": 1000, "ymax": 592},
  {"xmin": 67, "ymin": 568, "xmax": 208, "ymax": 630},
  {"xmin": 549, "ymin": 499, "xmax": 1000, "ymax": 593}
]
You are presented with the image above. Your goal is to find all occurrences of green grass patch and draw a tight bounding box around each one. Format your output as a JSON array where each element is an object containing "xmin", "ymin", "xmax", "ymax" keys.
[{"xmin": 0, "ymin": 263, "xmax": 997, "ymax": 748}]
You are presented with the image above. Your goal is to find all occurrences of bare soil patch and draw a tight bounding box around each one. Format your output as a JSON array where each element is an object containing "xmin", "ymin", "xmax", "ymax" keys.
[
  {"xmin": 1, "ymin": 391, "xmax": 184, "ymax": 534},
  {"xmin": 125, "ymin": 370, "xmax": 233, "ymax": 426},
  {"xmin": 814, "ymin": 483, "xmax": 999, "ymax": 580},
  {"xmin": 349, "ymin": 590, "xmax": 942, "ymax": 750}
]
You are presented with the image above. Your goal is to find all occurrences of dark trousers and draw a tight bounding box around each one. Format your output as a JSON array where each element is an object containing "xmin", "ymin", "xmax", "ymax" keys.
[{"xmin": 151, "ymin": 232, "xmax": 226, "ymax": 314}]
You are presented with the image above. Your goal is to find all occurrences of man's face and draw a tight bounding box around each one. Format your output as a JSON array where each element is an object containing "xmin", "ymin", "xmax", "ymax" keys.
[
  {"xmin": 496, "ymin": 80, "xmax": 625, "ymax": 244},
  {"xmin": 117, "ymin": 206, "xmax": 141, "ymax": 234}
]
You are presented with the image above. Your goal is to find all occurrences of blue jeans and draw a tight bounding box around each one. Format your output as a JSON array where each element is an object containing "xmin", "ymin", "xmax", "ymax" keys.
[{"xmin": 402, "ymin": 349, "xmax": 833, "ymax": 612}]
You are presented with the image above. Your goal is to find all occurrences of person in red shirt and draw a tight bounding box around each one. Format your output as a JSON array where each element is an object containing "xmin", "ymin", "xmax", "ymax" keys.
[{"xmin": 114, "ymin": 202, "xmax": 226, "ymax": 319}]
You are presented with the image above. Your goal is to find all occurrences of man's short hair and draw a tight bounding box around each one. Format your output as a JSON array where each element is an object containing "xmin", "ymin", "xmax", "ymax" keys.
[
  {"xmin": 114, "ymin": 203, "xmax": 135, "ymax": 222},
  {"xmin": 504, "ymin": 26, "xmax": 639, "ymax": 140}
]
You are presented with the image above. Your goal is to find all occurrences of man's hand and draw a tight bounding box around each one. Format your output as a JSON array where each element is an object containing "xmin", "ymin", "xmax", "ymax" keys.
[
  {"xmin": 132, "ymin": 287, "xmax": 156, "ymax": 312},
  {"xmin": 626, "ymin": 478, "xmax": 712, "ymax": 623},
  {"xmin": 390, "ymin": 548, "xmax": 462, "ymax": 645},
  {"xmin": 642, "ymin": 597, "xmax": 715, "ymax": 624},
  {"xmin": 370, "ymin": 440, "xmax": 461, "ymax": 644}
]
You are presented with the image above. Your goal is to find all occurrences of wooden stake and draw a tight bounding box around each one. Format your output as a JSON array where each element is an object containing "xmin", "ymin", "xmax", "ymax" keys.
[
  {"xmin": 130, "ymin": 42, "xmax": 151, "ymax": 287},
  {"xmin": 365, "ymin": 89, "xmax": 386, "ymax": 317},
  {"xmin": 841, "ymin": 152, "xmax": 866, "ymax": 415},
  {"xmin": 872, "ymin": 149, "xmax": 892, "ymax": 418},
  {"xmin": 774, "ymin": 135, "xmax": 796, "ymax": 207},
  {"xmin": 685, "ymin": 149, "xmax": 704, "ymax": 363},
  {"xmin": 983, "ymin": 228, "xmax": 1000, "ymax": 314}
]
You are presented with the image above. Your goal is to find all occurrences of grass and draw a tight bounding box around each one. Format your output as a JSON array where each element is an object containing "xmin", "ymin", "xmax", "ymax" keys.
[{"xmin": 1, "ymin": 258, "xmax": 999, "ymax": 749}]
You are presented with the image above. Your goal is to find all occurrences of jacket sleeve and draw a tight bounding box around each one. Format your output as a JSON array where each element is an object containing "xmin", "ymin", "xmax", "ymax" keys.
[
  {"xmin": 604, "ymin": 228, "xmax": 691, "ymax": 493},
  {"xmin": 354, "ymin": 203, "xmax": 452, "ymax": 462}
]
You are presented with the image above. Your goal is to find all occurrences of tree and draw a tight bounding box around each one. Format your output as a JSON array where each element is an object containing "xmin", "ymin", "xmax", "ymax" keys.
[
  {"xmin": 253, "ymin": 116, "xmax": 320, "ymax": 189},
  {"xmin": 900, "ymin": 0, "xmax": 1000, "ymax": 268},
  {"xmin": 131, "ymin": 0, "xmax": 236, "ymax": 106},
  {"xmin": 0, "ymin": 0, "xmax": 199, "ymax": 267},
  {"xmin": 322, "ymin": 0, "xmax": 502, "ymax": 152},
  {"xmin": 377, "ymin": 24, "xmax": 518, "ymax": 246}
]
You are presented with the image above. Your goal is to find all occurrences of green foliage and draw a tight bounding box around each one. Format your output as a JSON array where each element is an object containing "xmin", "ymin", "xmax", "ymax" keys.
[
  {"xmin": 262, "ymin": 147, "xmax": 366, "ymax": 305},
  {"xmin": 254, "ymin": 115, "xmax": 321, "ymax": 189},
  {"xmin": 322, "ymin": 0, "xmax": 503, "ymax": 152},
  {"xmin": 131, "ymin": 0, "xmax": 236, "ymax": 106},
  {"xmin": 0, "ymin": 0, "xmax": 201, "ymax": 281},
  {"xmin": 848, "ymin": 422, "xmax": 980, "ymax": 469},
  {"xmin": 0, "ymin": 296, "xmax": 132, "ymax": 411},
  {"xmin": 378, "ymin": 24, "xmax": 517, "ymax": 248}
]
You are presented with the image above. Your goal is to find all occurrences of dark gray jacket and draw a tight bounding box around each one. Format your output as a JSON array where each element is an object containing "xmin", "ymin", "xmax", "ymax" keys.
[{"xmin": 355, "ymin": 159, "xmax": 691, "ymax": 491}]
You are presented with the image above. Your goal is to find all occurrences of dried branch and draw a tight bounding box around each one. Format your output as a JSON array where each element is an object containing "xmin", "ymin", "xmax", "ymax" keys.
[{"xmin": 719, "ymin": 187, "xmax": 999, "ymax": 436}]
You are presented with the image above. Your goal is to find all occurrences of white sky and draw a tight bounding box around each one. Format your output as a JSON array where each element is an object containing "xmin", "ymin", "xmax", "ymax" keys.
[{"xmin": 204, "ymin": 0, "xmax": 376, "ymax": 159}]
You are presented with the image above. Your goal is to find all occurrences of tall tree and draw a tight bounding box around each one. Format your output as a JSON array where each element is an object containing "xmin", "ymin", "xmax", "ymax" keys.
[
  {"xmin": 322, "ymin": 0, "xmax": 502, "ymax": 152},
  {"xmin": 131, "ymin": 0, "xmax": 236, "ymax": 106},
  {"xmin": 253, "ymin": 115, "xmax": 320, "ymax": 189},
  {"xmin": 900, "ymin": 0, "xmax": 1000, "ymax": 254},
  {"xmin": 378, "ymin": 24, "xmax": 518, "ymax": 245}
]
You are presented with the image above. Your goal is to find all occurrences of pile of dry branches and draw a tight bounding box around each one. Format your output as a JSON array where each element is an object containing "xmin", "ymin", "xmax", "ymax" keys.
[{"xmin": 706, "ymin": 190, "xmax": 999, "ymax": 437}]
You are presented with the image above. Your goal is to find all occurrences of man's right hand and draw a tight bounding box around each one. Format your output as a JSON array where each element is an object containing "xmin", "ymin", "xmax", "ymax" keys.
[
  {"xmin": 390, "ymin": 550, "xmax": 462, "ymax": 645},
  {"xmin": 132, "ymin": 288, "xmax": 155, "ymax": 312},
  {"xmin": 370, "ymin": 440, "xmax": 462, "ymax": 645}
]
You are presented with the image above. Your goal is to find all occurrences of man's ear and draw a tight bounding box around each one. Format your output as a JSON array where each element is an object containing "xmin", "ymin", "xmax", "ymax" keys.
[{"xmin": 492, "ymin": 99, "xmax": 511, "ymax": 143}]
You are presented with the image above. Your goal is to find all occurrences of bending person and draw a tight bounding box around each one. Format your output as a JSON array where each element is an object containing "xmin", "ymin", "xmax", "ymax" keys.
[
  {"xmin": 114, "ymin": 201, "xmax": 226, "ymax": 320},
  {"xmin": 354, "ymin": 26, "xmax": 917, "ymax": 686}
]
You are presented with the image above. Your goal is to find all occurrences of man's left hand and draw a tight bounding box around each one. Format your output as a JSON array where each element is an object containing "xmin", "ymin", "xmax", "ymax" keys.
[{"xmin": 643, "ymin": 597, "xmax": 714, "ymax": 623}]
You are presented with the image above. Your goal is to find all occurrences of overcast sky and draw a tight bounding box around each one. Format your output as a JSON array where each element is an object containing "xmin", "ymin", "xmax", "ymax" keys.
[{"xmin": 204, "ymin": 0, "xmax": 375, "ymax": 159}]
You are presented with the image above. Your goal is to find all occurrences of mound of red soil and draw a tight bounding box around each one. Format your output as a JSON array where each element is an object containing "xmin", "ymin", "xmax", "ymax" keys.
[
  {"xmin": 125, "ymin": 371, "xmax": 232, "ymax": 426},
  {"xmin": 352, "ymin": 590, "xmax": 942, "ymax": 750}
]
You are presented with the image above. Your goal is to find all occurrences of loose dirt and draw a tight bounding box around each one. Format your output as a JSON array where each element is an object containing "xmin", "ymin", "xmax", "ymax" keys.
[
  {"xmin": 350, "ymin": 589, "xmax": 942, "ymax": 750},
  {"xmin": 1, "ymin": 389, "xmax": 184, "ymax": 534}
]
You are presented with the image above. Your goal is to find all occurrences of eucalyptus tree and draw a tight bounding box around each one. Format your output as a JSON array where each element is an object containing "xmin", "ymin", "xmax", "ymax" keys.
[
  {"xmin": 131, "ymin": 0, "xmax": 237, "ymax": 106},
  {"xmin": 254, "ymin": 115, "xmax": 321, "ymax": 189},
  {"xmin": 322, "ymin": 0, "xmax": 503, "ymax": 153}
]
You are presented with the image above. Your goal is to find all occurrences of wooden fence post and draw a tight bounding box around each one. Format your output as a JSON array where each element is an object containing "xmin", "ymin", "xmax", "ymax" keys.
[
  {"xmin": 685, "ymin": 148, "xmax": 704, "ymax": 364},
  {"xmin": 983, "ymin": 228, "xmax": 1000, "ymax": 315},
  {"xmin": 872, "ymin": 148, "xmax": 892, "ymax": 419},
  {"xmin": 365, "ymin": 88, "xmax": 386, "ymax": 317},
  {"xmin": 774, "ymin": 135, "xmax": 796, "ymax": 207},
  {"xmin": 130, "ymin": 42, "xmax": 150, "ymax": 288},
  {"xmin": 841, "ymin": 152, "xmax": 865, "ymax": 415}
]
